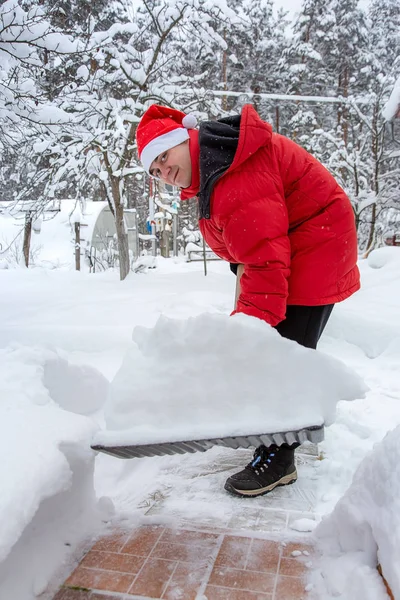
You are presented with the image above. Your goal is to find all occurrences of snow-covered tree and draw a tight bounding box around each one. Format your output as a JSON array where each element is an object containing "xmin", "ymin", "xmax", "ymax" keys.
[
  {"xmin": 285, "ymin": 0, "xmax": 331, "ymax": 96},
  {"xmin": 18, "ymin": 0, "xmax": 238, "ymax": 279},
  {"xmin": 0, "ymin": 0, "xmax": 86, "ymax": 261},
  {"xmin": 3, "ymin": 0, "xmax": 400, "ymax": 263},
  {"xmin": 281, "ymin": 0, "xmax": 333, "ymax": 140},
  {"xmin": 0, "ymin": 1, "xmax": 80, "ymax": 143},
  {"xmin": 359, "ymin": 0, "xmax": 400, "ymax": 251}
]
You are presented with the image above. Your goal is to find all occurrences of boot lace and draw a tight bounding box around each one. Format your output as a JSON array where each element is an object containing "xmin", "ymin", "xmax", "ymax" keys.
[{"xmin": 246, "ymin": 445, "xmax": 279, "ymax": 475}]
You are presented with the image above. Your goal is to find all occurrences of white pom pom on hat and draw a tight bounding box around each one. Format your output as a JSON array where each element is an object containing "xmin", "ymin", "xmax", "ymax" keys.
[
  {"xmin": 182, "ymin": 114, "xmax": 197, "ymax": 129},
  {"xmin": 137, "ymin": 104, "xmax": 198, "ymax": 174}
]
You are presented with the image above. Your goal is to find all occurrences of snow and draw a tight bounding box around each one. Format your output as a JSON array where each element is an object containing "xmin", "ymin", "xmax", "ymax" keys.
[
  {"xmin": 0, "ymin": 246, "xmax": 399, "ymax": 599},
  {"xmin": 96, "ymin": 312, "xmax": 365, "ymax": 446},
  {"xmin": 76, "ymin": 65, "xmax": 90, "ymax": 80},
  {"xmin": 383, "ymin": 75, "xmax": 400, "ymax": 121},
  {"xmin": 315, "ymin": 426, "xmax": 400, "ymax": 599},
  {"xmin": 289, "ymin": 518, "xmax": 319, "ymax": 533},
  {"xmin": 177, "ymin": 87, "xmax": 364, "ymax": 104},
  {"xmin": 0, "ymin": 346, "xmax": 102, "ymax": 599},
  {"xmin": 0, "ymin": 200, "xmax": 108, "ymax": 270}
]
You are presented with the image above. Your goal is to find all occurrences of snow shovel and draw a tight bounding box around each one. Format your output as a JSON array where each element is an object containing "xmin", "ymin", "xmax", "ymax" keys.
[
  {"xmin": 91, "ymin": 425, "xmax": 324, "ymax": 459},
  {"xmin": 92, "ymin": 265, "xmax": 324, "ymax": 459}
]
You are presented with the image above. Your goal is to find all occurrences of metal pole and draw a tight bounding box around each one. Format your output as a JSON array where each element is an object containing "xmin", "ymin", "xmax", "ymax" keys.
[
  {"xmin": 74, "ymin": 222, "xmax": 81, "ymax": 271},
  {"xmin": 23, "ymin": 211, "xmax": 32, "ymax": 268},
  {"xmin": 173, "ymin": 214, "xmax": 178, "ymax": 257}
]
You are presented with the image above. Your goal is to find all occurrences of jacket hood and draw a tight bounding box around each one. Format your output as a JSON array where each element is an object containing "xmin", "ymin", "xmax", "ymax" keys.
[
  {"xmin": 198, "ymin": 104, "xmax": 273, "ymax": 219},
  {"xmin": 230, "ymin": 104, "xmax": 273, "ymax": 170}
]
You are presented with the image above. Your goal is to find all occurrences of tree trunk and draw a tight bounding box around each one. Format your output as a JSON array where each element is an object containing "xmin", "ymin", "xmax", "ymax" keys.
[
  {"xmin": 23, "ymin": 212, "xmax": 32, "ymax": 267},
  {"xmin": 110, "ymin": 121, "xmax": 140, "ymax": 279},
  {"xmin": 354, "ymin": 209, "xmax": 360, "ymax": 233},
  {"xmin": 115, "ymin": 203, "xmax": 130, "ymax": 280},
  {"xmin": 366, "ymin": 101, "xmax": 381, "ymax": 254},
  {"xmin": 275, "ymin": 105, "xmax": 280, "ymax": 134},
  {"xmin": 365, "ymin": 203, "xmax": 378, "ymax": 256},
  {"xmin": 222, "ymin": 29, "xmax": 227, "ymax": 111},
  {"xmin": 103, "ymin": 151, "xmax": 130, "ymax": 280},
  {"xmin": 365, "ymin": 201, "xmax": 376, "ymax": 254},
  {"xmin": 161, "ymin": 229, "xmax": 169, "ymax": 258},
  {"xmin": 342, "ymin": 66, "xmax": 349, "ymax": 147}
]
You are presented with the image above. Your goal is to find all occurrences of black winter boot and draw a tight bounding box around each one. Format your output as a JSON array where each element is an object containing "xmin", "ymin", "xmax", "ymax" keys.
[{"xmin": 224, "ymin": 444, "xmax": 297, "ymax": 497}]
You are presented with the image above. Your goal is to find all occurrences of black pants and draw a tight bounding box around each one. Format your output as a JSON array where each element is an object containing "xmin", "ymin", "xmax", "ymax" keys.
[
  {"xmin": 274, "ymin": 304, "xmax": 334, "ymax": 350},
  {"xmin": 229, "ymin": 264, "xmax": 333, "ymax": 349}
]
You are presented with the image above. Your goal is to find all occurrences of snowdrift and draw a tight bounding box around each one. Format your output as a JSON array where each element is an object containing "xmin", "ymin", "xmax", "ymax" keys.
[
  {"xmin": 0, "ymin": 346, "xmax": 108, "ymax": 599},
  {"xmin": 315, "ymin": 426, "xmax": 400, "ymax": 599},
  {"xmin": 324, "ymin": 247, "xmax": 400, "ymax": 359},
  {"xmin": 94, "ymin": 313, "xmax": 367, "ymax": 447}
]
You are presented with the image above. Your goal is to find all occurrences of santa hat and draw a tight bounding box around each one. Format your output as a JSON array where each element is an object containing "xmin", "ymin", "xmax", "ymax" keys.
[{"xmin": 136, "ymin": 104, "xmax": 197, "ymax": 174}]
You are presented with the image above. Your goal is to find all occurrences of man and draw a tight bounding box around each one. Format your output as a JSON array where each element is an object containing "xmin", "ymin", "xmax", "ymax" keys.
[{"xmin": 136, "ymin": 103, "xmax": 360, "ymax": 498}]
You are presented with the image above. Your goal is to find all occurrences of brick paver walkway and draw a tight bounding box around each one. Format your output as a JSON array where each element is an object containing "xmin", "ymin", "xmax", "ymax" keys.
[{"xmin": 52, "ymin": 525, "xmax": 313, "ymax": 600}]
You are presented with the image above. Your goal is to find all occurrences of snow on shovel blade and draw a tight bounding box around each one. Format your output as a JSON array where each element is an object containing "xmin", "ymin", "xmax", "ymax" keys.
[{"xmin": 91, "ymin": 424, "xmax": 324, "ymax": 459}]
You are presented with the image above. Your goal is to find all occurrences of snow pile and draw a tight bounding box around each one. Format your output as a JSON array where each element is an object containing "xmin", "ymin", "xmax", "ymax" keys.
[
  {"xmin": 95, "ymin": 312, "xmax": 367, "ymax": 446},
  {"xmin": 313, "ymin": 426, "xmax": 400, "ymax": 599},
  {"xmin": 0, "ymin": 250, "xmax": 399, "ymax": 599},
  {"xmin": 322, "ymin": 247, "xmax": 400, "ymax": 360},
  {"xmin": 367, "ymin": 245, "xmax": 400, "ymax": 269},
  {"xmin": 0, "ymin": 346, "xmax": 106, "ymax": 600},
  {"xmin": 43, "ymin": 355, "xmax": 109, "ymax": 415}
]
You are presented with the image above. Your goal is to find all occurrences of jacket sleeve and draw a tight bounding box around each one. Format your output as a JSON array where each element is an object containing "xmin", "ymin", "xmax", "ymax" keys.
[{"xmin": 222, "ymin": 196, "xmax": 291, "ymax": 326}]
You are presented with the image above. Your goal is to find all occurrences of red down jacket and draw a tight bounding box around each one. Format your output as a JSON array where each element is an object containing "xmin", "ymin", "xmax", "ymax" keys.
[{"xmin": 197, "ymin": 105, "xmax": 360, "ymax": 326}]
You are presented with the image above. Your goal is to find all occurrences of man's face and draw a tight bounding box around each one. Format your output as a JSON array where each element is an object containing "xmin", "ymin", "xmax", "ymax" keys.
[{"xmin": 149, "ymin": 140, "xmax": 192, "ymax": 188}]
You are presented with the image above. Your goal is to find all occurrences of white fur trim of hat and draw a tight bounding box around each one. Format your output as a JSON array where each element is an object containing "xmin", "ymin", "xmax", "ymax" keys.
[{"xmin": 141, "ymin": 128, "xmax": 190, "ymax": 175}]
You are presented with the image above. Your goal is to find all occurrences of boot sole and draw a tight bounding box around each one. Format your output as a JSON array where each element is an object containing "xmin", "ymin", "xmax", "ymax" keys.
[{"xmin": 224, "ymin": 470, "xmax": 298, "ymax": 498}]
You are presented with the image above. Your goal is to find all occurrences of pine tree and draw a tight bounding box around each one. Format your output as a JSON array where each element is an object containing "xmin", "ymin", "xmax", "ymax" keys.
[
  {"xmin": 281, "ymin": 0, "xmax": 337, "ymax": 144},
  {"xmin": 285, "ymin": 0, "xmax": 333, "ymax": 96},
  {"xmin": 223, "ymin": 0, "xmax": 290, "ymax": 120},
  {"xmin": 356, "ymin": 0, "xmax": 400, "ymax": 251}
]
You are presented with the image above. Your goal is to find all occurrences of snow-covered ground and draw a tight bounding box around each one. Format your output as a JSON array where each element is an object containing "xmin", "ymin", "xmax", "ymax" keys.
[{"xmin": 1, "ymin": 250, "xmax": 400, "ymax": 599}]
